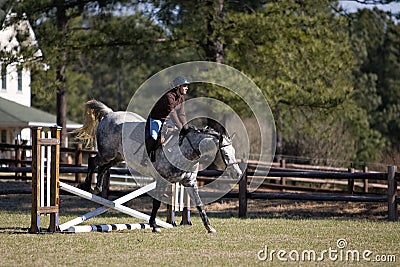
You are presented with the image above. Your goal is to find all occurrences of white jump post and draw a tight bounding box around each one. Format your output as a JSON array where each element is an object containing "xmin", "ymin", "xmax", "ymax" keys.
[
  {"xmin": 167, "ymin": 182, "xmax": 191, "ymax": 226},
  {"xmin": 29, "ymin": 126, "xmax": 61, "ymax": 233},
  {"xmin": 29, "ymin": 127, "xmax": 173, "ymax": 233}
]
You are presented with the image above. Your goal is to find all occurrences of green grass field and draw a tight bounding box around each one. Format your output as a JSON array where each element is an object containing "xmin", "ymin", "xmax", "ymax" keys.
[{"xmin": 0, "ymin": 192, "xmax": 399, "ymax": 266}]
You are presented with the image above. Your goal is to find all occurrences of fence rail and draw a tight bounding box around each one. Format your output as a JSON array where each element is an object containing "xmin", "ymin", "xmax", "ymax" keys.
[{"xmin": 0, "ymin": 143, "xmax": 398, "ymax": 221}]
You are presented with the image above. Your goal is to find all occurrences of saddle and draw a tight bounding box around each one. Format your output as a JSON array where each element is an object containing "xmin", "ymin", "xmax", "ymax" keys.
[{"xmin": 145, "ymin": 123, "xmax": 178, "ymax": 162}]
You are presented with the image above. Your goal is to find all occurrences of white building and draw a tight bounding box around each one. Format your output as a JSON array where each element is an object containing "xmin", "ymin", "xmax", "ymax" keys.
[
  {"xmin": 0, "ymin": 14, "xmax": 80, "ymax": 148},
  {"xmin": 0, "ymin": 14, "xmax": 39, "ymax": 107}
]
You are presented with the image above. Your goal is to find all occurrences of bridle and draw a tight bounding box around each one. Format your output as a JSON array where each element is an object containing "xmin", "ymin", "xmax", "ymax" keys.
[
  {"xmin": 179, "ymin": 128, "xmax": 238, "ymax": 169},
  {"xmin": 218, "ymin": 138, "xmax": 238, "ymax": 168},
  {"xmin": 186, "ymin": 135, "xmax": 201, "ymax": 159},
  {"xmin": 178, "ymin": 130, "xmax": 201, "ymax": 159}
]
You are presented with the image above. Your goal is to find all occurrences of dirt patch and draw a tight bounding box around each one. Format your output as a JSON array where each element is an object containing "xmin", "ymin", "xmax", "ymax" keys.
[{"xmin": 0, "ymin": 180, "xmax": 388, "ymax": 221}]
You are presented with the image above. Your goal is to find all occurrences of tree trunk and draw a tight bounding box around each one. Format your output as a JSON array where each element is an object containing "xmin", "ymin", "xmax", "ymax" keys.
[
  {"xmin": 205, "ymin": 0, "xmax": 224, "ymax": 63},
  {"xmin": 56, "ymin": 2, "xmax": 68, "ymax": 162}
]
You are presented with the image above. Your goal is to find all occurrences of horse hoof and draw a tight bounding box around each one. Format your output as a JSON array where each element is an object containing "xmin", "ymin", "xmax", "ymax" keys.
[
  {"xmin": 90, "ymin": 187, "xmax": 101, "ymax": 195},
  {"xmin": 207, "ymin": 226, "xmax": 217, "ymax": 234},
  {"xmin": 152, "ymin": 227, "xmax": 161, "ymax": 233}
]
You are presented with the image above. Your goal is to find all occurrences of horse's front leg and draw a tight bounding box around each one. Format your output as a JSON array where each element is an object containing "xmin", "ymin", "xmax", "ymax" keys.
[{"xmin": 186, "ymin": 185, "xmax": 216, "ymax": 234}]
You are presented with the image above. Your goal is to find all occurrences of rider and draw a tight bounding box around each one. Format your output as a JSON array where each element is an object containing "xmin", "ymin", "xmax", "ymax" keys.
[{"xmin": 142, "ymin": 76, "xmax": 190, "ymax": 164}]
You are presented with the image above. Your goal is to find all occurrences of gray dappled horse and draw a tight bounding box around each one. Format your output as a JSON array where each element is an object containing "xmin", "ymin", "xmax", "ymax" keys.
[{"xmin": 72, "ymin": 100, "xmax": 242, "ymax": 233}]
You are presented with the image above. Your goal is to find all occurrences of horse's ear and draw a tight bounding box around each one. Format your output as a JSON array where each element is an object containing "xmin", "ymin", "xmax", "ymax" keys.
[
  {"xmin": 219, "ymin": 133, "xmax": 224, "ymax": 142},
  {"xmin": 230, "ymin": 132, "xmax": 237, "ymax": 141}
]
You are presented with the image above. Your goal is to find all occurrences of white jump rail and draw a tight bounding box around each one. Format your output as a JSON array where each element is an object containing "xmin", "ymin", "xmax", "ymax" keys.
[
  {"xmin": 59, "ymin": 181, "xmax": 173, "ymax": 230},
  {"xmin": 58, "ymin": 182, "xmax": 162, "ymax": 231}
]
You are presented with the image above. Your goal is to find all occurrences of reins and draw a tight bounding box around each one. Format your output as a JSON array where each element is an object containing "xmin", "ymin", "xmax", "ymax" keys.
[
  {"xmin": 179, "ymin": 128, "xmax": 238, "ymax": 168},
  {"xmin": 184, "ymin": 134, "xmax": 202, "ymax": 159}
]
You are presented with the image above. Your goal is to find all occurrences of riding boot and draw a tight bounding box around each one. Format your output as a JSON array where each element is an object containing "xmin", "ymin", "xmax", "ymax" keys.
[
  {"xmin": 141, "ymin": 138, "xmax": 158, "ymax": 166},
  {"xmin": 148, "ymin": 138, "xmax": 156, "ymax": 162}
]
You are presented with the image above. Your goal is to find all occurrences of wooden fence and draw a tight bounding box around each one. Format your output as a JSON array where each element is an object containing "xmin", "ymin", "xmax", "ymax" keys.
[
  {"xmin": 0, "ymin": 142, "xmax": 398, "ymax": 221},
  {"xmin": 238, "ymin": 164, "xmax": 398, "ymax": 221},
  {"xmin": 0, "ymin": 142, "xmax": 95, "ymax": 182}
]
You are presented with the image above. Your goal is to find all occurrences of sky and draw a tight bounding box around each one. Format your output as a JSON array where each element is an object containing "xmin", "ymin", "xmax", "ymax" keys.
[{"xmin": 340, "ymin": 0, "xmax": 400, "ymax": 13}]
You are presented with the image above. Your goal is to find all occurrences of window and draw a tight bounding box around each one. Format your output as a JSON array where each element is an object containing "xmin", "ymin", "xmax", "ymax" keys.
[
  {"xmin": 17, "ymin": 68, "xmax": 22, "ymax": 91},
  {"xmin": 1, "ymin": 64, "xmax": 6, "ymax": 90},
  {"xmin": 1, "ymin": 130, "xmax": 7, "ymax": 143}
]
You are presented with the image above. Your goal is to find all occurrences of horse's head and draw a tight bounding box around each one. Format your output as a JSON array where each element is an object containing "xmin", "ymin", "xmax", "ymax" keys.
[
  {"xmin": 178, "ymin": 126, "xmax": 242, "ymax": 179},
  {"xmin": 196, "ymin": 127, "xmax": 242, "ymax": 180},
  {"xmin": 213, "ymin": 132, "xmax": 243, "ymax": 180}
]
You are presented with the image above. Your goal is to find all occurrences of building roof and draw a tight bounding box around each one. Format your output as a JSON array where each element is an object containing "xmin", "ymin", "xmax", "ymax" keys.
[{"xmin": 0, "ymin": 97, "xmax": 81, "ymax": 129}]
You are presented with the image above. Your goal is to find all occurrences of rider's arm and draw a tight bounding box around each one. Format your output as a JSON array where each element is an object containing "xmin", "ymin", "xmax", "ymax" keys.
[
  {"xmin": 176, "ymin": 101, "xmax": 188, "ymax": 130},
  {"xmin": 166, "ymin": 93, "xmax": 183, "ymax": 129}
]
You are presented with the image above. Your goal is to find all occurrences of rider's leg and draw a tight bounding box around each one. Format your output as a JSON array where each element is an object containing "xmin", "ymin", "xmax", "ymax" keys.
[{"xmin": 141, "ymin": 119, "xmax": 162, "ymax": 165}]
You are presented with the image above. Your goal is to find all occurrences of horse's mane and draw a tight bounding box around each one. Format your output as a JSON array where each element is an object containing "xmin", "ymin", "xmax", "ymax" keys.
[{"xmin": 188, "ymin": 125, "xmax": 226, "ymax": 139}]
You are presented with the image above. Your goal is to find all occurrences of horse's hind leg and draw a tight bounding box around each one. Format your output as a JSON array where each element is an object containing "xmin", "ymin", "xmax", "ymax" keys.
[
  {"xmin": 92, "ymin": 158, "xmax": 120, "ymax": 195},
  {"xmin": 77, "ymin": 155, "xmax": 97, "ymax": 191},
  {"xmin": 186, "ymin": 185, "xmax": 216, "ymax": 234}
]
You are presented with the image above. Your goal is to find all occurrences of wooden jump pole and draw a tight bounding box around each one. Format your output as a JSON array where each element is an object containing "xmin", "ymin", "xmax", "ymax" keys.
[{"xmin": 29, "ymin": 127, "xmax": 61, "ymax": 233}]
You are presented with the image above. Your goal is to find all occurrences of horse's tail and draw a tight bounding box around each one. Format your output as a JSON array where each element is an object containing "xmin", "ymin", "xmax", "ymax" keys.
[{"xmin": 71, "ymin": 100, "xmax": 113, "ymax": 148}]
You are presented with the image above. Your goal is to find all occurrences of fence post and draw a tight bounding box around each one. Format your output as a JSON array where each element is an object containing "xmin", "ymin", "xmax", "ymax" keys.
[
  {"xmin": 387, "ymin": 165, "xmax": 398, "ymax": 221},
  {"xmin": 21, "ymin": 141, "xmax": 27, "ymax": 179},
  {"xmin": 74, "ymin": 143, "xmax": 82, "ymax": 183},
  {"xmin": 29, "ymin": 127, "xmax": 42, "ymax": 233},
  {"xmin": 363, "ymin": 166, "xmax": 369, "ymax": 193},
  {"xmin": 347, "ymin": 167, "xmax": 355, "ymax": 194},
  {"xmin": 280, "ymin": 159, "xmax": 286, "ymax": 190},
  {"xmin": 238, "ymin": 165, "xmax": 248, "ymax": 218},
  {"xmin": 49, "ymin": 126, "xmax": 61, "ymax": 232},
  {"xmin": 14, "ymin": 139, "xmax": 21, "ymax": 178}
]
